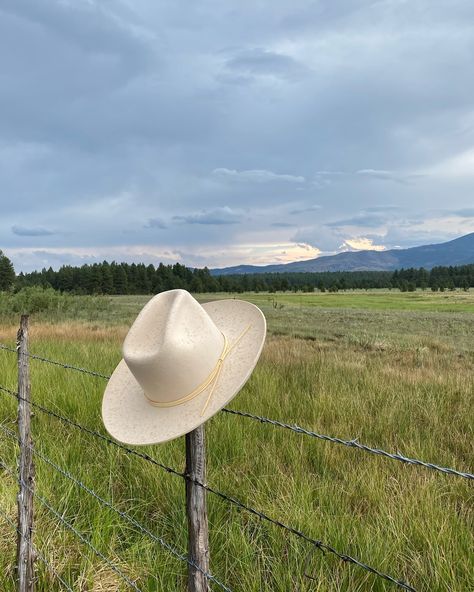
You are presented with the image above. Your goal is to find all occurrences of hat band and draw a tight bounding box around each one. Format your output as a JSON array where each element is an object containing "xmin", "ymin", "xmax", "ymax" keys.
[{"xmin": 143, "ymin": 324, "xmax": 252, "ymax": 416}]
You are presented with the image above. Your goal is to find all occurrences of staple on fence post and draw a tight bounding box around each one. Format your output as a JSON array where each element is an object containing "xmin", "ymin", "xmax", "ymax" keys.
[
  {"xmin": 16, "ymin": 314, "xmax": 35, "ymax": 592},
  {"xmin": 185, "ymin": 425, "xmax": 210, "ymax": 592}
]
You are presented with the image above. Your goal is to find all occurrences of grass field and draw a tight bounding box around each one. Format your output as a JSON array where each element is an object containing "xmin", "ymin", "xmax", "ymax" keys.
[
  {"xmin": 0, "ymin": 290, "xmax": 473, "ymax": 591},
  {"xmin": 208, "ymin": 290, "xmax": 474, "ymax": 313}
]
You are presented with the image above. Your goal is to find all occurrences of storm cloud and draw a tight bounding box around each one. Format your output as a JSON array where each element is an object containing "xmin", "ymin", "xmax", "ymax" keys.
[{"xmin": 1, "ymin": 1, "xmax": 474, "ymax": 271}]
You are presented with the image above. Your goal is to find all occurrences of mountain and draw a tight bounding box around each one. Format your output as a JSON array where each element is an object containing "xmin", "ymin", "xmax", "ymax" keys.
[{"xmin": 212, "ymin": 232, "xmax": 474, "ymax": 275}]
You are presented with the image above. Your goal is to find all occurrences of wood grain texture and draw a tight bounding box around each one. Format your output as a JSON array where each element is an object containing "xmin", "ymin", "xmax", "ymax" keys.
[
  {"xmin": 185, "ymin": 425, "xmax": 209, "ymax": 592},
  {"xmin": 16, "ymin": 315, "xmax": 35, "ymax": 592}
]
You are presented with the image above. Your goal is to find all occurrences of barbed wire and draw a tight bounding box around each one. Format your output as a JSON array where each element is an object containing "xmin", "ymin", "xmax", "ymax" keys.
[
  {"xmin": 0, "ymin": 343, "xmax": 110, "ymax": 379},
  {"xmin": 0, "ymin": 384, "xmax": 188, "ymax": 478},
  {"xmin": 0, "ymin": 423, "xmax": 233, "ymax": 592},
  {"xmin": 0, "ymin": 461, "xmax": 142, "ymax": 592},
  {"xmin": 0, "ymin": 342, "xmax": 472, "ymax": 481},
  {"xmin": 0, "ymin": 386, "xmax": 415, "ymax": 591},
  {"xmin": 222, "ymin": 409, "xmax": 474, "ymax": 480},
  {"xmin": 0, "ymin": 505, "xmax": 74, "ymax": 591}
]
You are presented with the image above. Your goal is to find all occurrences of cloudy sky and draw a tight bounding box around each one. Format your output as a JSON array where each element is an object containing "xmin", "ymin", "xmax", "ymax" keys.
[{"xmin": 1, "ymin": 0, "xmax": 474, "ymax": 272}]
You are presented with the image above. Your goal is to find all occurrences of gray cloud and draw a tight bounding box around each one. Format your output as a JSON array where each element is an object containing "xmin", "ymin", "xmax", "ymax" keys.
[
  {"xmin": 326, "ymin": 214, "xmax": 387, "ymax": 229},
  {"xmin": 291, "ymin": 225, "xmax": 345, "ymax": 252},
  {"xmin": 213, "ymin": 168, "xmax": 305, "ymax": 183},
  {"xmin": 376, "ymin": 226, "xmax": 459, "ymax": 249},
  {"xmin": 223, "ymin": 47, "xmax": 307, "ymax": 81},
  {"xmin": 12, "ymin": 225, "xmax": 56, "ymax": 237},
  {"xmin": 271, "ymin": 222, "xmax": 295, "ymax": 228},
  {"xmin": 145, "ymin": 218, "xmax": 167, "ymax": 229},
  {"xmin": 364, "ymin": 205, "xmax": 401, "ymax": 213},
  {"xmin": 314, "ymin": 171, "xmax": 345, "ymax": 177},
  {"xmin": 312, "ymin": 170, "xmax": 422, "ymax": 185},
  {"xmin": 289, "ymin": 204, "xmax": 322, "ymax": 215},
  {"xmin": 0, "ymin": 1, "xmax": 473, "ymax": 271},
  {"xmin": 356, "ymin": 169, "xmax": 423, "ymax": 184},
  {"xmin": 173, "ymin": 207, "xmax": 242, "ymax": 225},
  {"xmin": 450, "ymin": 208, "xmax": 474, "ymax": 218}
]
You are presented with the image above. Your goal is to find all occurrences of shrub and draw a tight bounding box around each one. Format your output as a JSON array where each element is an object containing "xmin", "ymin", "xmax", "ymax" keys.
[{"xmin": 0, "ymin": 287, "xmax": 110, "ymax": 320}]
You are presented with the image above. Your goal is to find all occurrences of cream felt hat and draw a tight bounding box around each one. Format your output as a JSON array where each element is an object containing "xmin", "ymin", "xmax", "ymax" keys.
[{"xmin": 102, "ymin": 289, "xmax": 266, "ymax": 445}]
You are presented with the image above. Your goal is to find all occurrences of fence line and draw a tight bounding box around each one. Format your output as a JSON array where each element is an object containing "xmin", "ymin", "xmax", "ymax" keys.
[
  {"xmin": 222, "ymin": 409, "xmax": 474, "ymax": 480},
  {"xmin": 0, "ymin": 423, "xmax": 233, "ymax": 592},
  {"xmin": 1, "ymin": 462, "xmax": 143, "ymax": 592},
  {"xmin": 0, "ymin": 344, "xmax": 110, "ymax": 380},
  {"xmin": 3, "ymin": 341, "xmax": 468, "ymax": 590},
  {"xmin": 0, "ymin": 387, "xmax": 416, "ymax": 591},
  {"xmin": 0, "ymin": 507, "xmax": 74, "ymax": 592},
  {"xmin": 0, "ymin": 343, "xmax": 472, "ymax": 481}
]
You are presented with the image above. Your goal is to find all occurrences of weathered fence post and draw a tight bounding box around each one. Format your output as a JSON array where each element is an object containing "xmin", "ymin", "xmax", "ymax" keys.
[
  {"xmin": 16, "ymin": 315, "xmax": 35, "ymax": 592},
  {"xmin": 185, "ymin": 425, "xmax": 209, "ymax": 592}
]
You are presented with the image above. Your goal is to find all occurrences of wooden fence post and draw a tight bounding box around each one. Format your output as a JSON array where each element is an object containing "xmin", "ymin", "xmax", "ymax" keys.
[
  {"xmin": 16, "ymin": 315, "xmax": 35, "ymax": 592},
  {"xmin": 185, "ymin": 425, "xmax": 209, "ymax": 592}
]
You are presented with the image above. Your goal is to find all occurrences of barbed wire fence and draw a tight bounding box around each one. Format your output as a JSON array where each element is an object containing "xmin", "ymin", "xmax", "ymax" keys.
[
  {"xmin": 1, "ymin": 342, "xmax": 471, "ymax": 481},
  {"xmin": 0, "ymin": 324, "xmax": 472, "ymax": 591}
]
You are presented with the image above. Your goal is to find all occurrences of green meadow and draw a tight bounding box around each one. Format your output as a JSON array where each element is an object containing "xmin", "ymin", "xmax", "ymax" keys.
[
  {"xmin": 208, "ymin": 289, "xmax": 474, "ymax": 313},
  {"xmin": 0, "ymin": 290, "xmax": 473, "ymax": 591}
]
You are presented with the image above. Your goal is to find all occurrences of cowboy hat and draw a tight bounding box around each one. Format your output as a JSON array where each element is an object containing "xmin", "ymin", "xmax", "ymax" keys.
[{"xmin": 102, "ymin": 289, "xmax": 266, "ymax": 445}]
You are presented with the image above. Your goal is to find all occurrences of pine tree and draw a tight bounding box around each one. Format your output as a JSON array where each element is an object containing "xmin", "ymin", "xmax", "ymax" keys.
[
  {"xmin": 132, "ymin": 264, "xmax": 149, "ymax": 293},
  {"xmin": 0, "ymin": 250, "xmax": 15, "ymax": 291},
  {"xmin": 88, "ymin": 264, "xmax": 103, "ymax": 294},
  {"xmin": 101, "ymin": 264, "xmax": 114, "ymax": 294},
  {"xmin": 57, "ymin": 266, "xmax": 74, "ymax": 292}
]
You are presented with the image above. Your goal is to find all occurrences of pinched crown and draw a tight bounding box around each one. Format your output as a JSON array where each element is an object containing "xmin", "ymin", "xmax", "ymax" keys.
[{"xmin": 123, "ymin": 290, "xmax": 225, "ymax": 404}]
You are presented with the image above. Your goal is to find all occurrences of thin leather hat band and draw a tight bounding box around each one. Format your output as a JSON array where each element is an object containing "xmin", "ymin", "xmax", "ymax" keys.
[{"xmin": 144, "ymin": 324, "xmax": 252, "ymax": 415}]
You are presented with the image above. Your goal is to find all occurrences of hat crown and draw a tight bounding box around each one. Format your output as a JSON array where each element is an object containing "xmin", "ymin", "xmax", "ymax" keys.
[{"xmin": 123, "ymin": 290, "xmax": 224, "ymax": 404}]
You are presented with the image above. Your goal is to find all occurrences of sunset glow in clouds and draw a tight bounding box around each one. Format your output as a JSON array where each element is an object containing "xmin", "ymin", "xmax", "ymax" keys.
[{"xmin": 1, "ymin": 1, "xmax": 474, "ymax": 271}]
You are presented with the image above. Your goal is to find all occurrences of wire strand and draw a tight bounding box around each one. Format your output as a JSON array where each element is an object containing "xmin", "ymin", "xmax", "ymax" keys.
[
  {"xmin": 221, "ymin": 409, "xmax": 474, "ymax": 480},
  {"xmin": 1, "ymin": 345, "xmax": 472, "ymax": 480},
  {"xmin": 0, "ymin": 387, "xmax": 415, "ymax": 591},
  {"xmin": 0, "ymin": 344, "xmax": 110, "ymax": 379},
  {"xmin": 0, "ymin": 461, "xmax": 142, "ymax": 591},
  {"xmin": 0, "ymin": 354, "xmax": 471, "ymax": 482},
  {"xmin": 0, "ymin": 423, "xmax": 232, "ymax": 592},
  {"xmin": 0, "ymin": 506, "xmax": 74, "ymax": 592}
]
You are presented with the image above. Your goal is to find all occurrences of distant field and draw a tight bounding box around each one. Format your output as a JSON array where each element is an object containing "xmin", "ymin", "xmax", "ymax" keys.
[
  {"xmin": 106, "ymin": 289, "xmax": 474, "ymax": 317},
  {"xmin": 0, "ymin": 290, "xmax": 473, "ymax": 591},
  {"xmin": 103, "ymin": 291, "xmax": 474, "ymax": 353},
  {"xmin": 206, "ymin": 289, "xmax": 474, "ymax": 312}
]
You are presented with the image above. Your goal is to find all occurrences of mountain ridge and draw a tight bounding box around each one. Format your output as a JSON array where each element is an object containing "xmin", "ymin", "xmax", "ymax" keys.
[{"xmin": 212, "ymin": 232, "xmax": 474, "ymax": 275}]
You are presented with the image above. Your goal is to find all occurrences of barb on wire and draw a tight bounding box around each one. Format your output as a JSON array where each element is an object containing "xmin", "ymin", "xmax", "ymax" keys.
[
  {"xmin": 222, "ymin": 409, "xmax": 474, "ymax": 480},
  {"xmin": 1, "ymin": 461, "xmax": 143, "ymax": 592},
  {"xmin": 0, "ymin": 343, "xmax": 110, "ymax": 379},
  {"xmin": 0, "ymin": 424, "xmax": 233, "ymax": 592},
  {"xmin": 0, "ymin": 345, "xmax": 471, "ymax": 481},
  {"xmin": 0, "ymin": 386, "xmax": 414, "ymax": 591},
  {"xmin": 0, "ymin": 384, "xmax": 185, "ymax": 476},
  {"xmin": 0, "ymin": 506, "xmax": 74, "ymax": 592}
]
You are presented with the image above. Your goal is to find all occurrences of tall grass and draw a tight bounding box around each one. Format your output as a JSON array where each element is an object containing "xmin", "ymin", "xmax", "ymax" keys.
[{"xmin": 0, "ymin": 293, "xmax": 473, "ymax": 591}]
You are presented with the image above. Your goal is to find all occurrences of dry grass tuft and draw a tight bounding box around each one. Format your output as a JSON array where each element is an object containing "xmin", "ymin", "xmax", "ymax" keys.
[{"xmin": 0, "ymin": 323, "xmax": 128, "ymax": 343}]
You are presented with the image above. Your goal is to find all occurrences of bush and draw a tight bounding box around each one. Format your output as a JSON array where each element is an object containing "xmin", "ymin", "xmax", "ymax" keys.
[{"xmin": 0, "ymin": 287, "xmax": 110, "ymax": 320}]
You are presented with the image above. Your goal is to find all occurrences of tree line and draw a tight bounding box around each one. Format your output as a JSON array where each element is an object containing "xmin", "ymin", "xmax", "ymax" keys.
[{"xmin": 0, "ymin": 256, "xmax": 471, "ymax": 294}]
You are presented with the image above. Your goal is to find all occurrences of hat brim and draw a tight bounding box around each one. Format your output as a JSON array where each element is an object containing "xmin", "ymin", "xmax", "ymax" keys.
[{"xmin": 102, "ymin": 299, "xmax": 266, "ymax": 445}]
